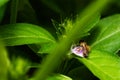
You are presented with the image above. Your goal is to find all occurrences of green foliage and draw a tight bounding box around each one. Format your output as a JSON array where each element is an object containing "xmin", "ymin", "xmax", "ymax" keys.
[
  {"xmin": 0, "ymin": 0, "xmax": 120, "ymax": 80},
  {"xmin": 76, "ymin": 14, "xmax": 120, "ymax": 80},
  {"xmin": 0, "ymin": 23, "xmax": 55, "ymax": 45},
  {"xmin": 0, "ymin": 0, "xmax": 8, "ymax": 7},
  {"xmin": 71, "ymin": 14, "xmax": 120, "ymax": 80},
  {"xmin": 33, "ymin": 0, "xmax": 110, "ymax": 80},
  {"xmin": 91, "ymin": 14, "xmax": 120, "ymax": 53},
  {"xmin": 78, "ymin": 50, "xmax": 120, "ymax": 80},
  {"xmin": 0, "ymin": 23, "xmax": 56, "ymax": 53}
]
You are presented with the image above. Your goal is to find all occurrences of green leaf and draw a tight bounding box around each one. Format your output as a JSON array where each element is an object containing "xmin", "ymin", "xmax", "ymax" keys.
[
  {"xmin": 77, "ymin": 50, "xmax": 120, "ymax": 80},
  {"xmin": 0, "ymin": 23, "xmax": 56, "ymax": 47},
  {"xmin": 0, "ymin": 0, "xmax": 8, "ymax": 7},
  {"xmin": 47, "ymin": 74, "xmax": 72, "ymax": 80},
  {"xmin": 91, "ymin": 14, "xmax": 120, "ymax": 53},
  {"xmin": 0, "ymin": 42, "xmax": 10, "ymax": 80}
]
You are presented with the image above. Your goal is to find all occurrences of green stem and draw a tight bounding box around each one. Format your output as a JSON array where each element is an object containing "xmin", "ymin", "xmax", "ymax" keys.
[
  {"xmin": 10, "ymin": 0, "xmax": 19, "ymax": 23},
  {"xmin": 33, "ymin": 0, "xmax": 111, "ymax": 80}
]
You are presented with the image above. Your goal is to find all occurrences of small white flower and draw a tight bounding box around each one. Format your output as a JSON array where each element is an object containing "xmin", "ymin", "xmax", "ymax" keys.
[{"xmin": 71, "ymin": 46, "xmax": 84, "ymax": 57}]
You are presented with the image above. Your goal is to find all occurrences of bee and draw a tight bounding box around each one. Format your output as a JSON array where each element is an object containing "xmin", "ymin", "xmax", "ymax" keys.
[
  {"xmin": 79, "ymin": 41, "xmax": 90, "ymax": 57},
  {"xmin": 71, "ymin": 41, "xmax": 90, "ymax": 58}
]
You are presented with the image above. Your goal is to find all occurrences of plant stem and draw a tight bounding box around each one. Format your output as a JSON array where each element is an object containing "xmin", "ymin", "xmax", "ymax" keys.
[{"xmin": 10, "ymin": 0, "xmax": 19, "ymax": 23}]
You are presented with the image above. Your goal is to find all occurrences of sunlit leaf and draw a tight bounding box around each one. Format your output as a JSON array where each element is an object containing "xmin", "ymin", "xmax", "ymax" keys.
[
  {"xmin": 0, "ymin": 23, "xmax": 56, "ymax": 47},
  {"xmin": 91, "ymin": 14, "xmax": 120, "ymax": 53},
  {"xmin": 78, "ymin": 50, "xmax": 120, "ymax": 80}
]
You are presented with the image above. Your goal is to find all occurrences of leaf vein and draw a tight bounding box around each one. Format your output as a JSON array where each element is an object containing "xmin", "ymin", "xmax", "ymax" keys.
[
  {"xmin": 0, "ymin": 36, "xmax": 55, "ymax": 43},
  {"xmin": 92, "ymin": 29, "xmax": 120, "ymax": 47}
]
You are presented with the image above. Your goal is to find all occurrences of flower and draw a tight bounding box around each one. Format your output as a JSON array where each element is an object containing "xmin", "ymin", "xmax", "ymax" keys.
[{"xmin": 71, "ymin": 45, "xmax": 84, "ymax": 57}]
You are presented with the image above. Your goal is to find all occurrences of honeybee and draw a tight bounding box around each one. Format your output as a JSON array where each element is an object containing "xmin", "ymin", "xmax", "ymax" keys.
[{"xmin": 80, "ymin": 41, "xmax": 90, "ymax": 57}]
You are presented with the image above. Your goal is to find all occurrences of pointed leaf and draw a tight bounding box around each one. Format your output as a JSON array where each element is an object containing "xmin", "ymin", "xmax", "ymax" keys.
[
  {"xmin": 77, "ymin": 50, "xmax": 120, "ymax": 80},
  {"xmin": 91, "ymin": 14, "xmax": 120, "ymax": 53},
  {"xmin": 0, "ymin": 23, "xmax": 56, "ymax": 46}
]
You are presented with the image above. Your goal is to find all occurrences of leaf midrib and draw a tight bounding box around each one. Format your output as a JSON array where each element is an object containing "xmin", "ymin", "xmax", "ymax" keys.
[{"xmin": 0, "ymin": 36, "xmax": 56, "ymax": 43}]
